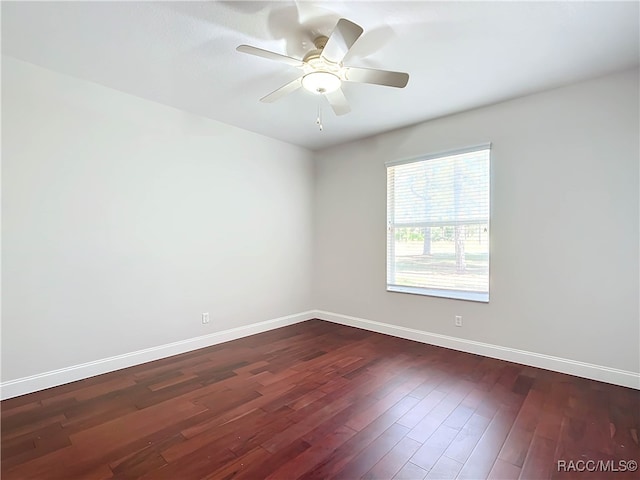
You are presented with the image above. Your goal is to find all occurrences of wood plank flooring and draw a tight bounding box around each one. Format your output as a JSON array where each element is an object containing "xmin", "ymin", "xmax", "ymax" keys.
[{"xmin": 2, "ymin": 319, "xmax": 639, "ymax": 479}]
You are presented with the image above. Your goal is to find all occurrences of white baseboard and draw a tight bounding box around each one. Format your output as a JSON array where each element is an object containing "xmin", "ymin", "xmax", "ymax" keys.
[
  {"xmin": 314, "ymin": 310, "xmax": 640, "ymax": 390},
  {"xmin": 0, "ymin": 311, "xmax": 315, "ymax": 400},
  {"xmin": 3, "ymin": 309, "xmax": 638, "ymax": 399}
]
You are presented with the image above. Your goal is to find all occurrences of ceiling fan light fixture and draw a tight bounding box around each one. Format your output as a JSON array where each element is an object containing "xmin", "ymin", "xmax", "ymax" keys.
[
  {"xmin": 302, "ymin": 72, "xmax": 341, "ymax": 95},
  {"xmin": 237, "ymin": 17, "xmax": 410, "ymax": 116}
]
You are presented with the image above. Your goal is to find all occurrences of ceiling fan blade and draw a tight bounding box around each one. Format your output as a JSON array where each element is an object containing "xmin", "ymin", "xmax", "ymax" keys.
[
  {"xmin": 236, "ymin": 45, "xmax": 303, "ymax": 67},
  {"xmin": 320, "ymin": 18, "xmax": 364, "ymax": 65},
  {"xmin": 260, "ymin": 77, "xmax": 303, "ymax": 103},
  {"xmin": 343, "ymin": 66, "xmax": 409, "ymax": 88},
  {"xmin": 325, "ymin": 88, "xmax": 351, "ymax": 116}
]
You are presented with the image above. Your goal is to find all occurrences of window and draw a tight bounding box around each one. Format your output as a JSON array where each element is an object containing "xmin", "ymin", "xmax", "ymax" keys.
[{"xmin": 386, "ymin": 145, "xmax": 491, "ymax": 302}]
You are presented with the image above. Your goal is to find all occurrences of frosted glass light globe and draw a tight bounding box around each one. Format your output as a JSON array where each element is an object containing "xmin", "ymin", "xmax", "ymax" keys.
[{"xmin": 302, "ymin": 72, "xmax": 341, "ymax": 94}]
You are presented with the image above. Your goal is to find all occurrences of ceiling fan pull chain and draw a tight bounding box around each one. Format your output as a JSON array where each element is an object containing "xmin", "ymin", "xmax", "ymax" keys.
[{"xmin": 316, "ymin": 100, "xmax": 323, "ymax": 131}]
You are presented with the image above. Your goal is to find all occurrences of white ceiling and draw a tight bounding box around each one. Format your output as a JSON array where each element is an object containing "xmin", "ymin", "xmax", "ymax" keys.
[{"xmin": 2, "ymin": 1, "xmax": 639, "ymax": 151}]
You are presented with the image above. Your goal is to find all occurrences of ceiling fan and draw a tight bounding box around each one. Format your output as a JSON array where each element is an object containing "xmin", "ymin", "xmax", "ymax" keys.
[{"xmin": 236, "ymin": 18, "xmax": 409, "ymax": 116}]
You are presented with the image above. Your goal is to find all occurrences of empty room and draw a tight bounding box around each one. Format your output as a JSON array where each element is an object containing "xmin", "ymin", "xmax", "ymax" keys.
[{"xmin": 1, "ymin": 1, "xmax": 639, "ymax": 479}]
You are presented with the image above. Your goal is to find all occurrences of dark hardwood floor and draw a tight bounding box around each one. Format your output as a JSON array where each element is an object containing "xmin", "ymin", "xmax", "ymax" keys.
[{"xmin": 1, "ymin": 319, "xmax": 639, "ymax": 479}]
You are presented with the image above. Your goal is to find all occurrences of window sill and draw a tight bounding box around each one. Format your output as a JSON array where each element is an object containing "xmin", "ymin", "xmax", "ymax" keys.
[{"xmin": 387, "ymin": 285, "xmax": 489, "ymax": 303}]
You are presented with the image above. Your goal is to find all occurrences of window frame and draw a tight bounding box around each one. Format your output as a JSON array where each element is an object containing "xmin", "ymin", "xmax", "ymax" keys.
[{"xmin": 386, "ymin": 144, "xmax": 491, "ymax": 303}]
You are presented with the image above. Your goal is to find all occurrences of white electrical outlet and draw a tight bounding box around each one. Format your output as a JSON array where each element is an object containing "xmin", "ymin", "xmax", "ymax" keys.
[
  {"xmin": 455, "ymin": 315, "xmax": 463, "ymax": 327},
  {"xmin": 202, "ymin": 312, "xmax": 210, "ymax": 324}
]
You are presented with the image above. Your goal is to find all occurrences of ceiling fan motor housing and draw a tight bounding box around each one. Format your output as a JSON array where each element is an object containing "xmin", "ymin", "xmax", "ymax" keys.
[{"xmin": 301, "ymin": 35, "xmax": 343, "ymax": 94}]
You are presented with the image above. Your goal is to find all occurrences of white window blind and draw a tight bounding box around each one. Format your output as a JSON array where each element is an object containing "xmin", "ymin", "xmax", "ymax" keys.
[{"xmin": 386, "ymin": 145, "xmax": 491, "ymax": 302}]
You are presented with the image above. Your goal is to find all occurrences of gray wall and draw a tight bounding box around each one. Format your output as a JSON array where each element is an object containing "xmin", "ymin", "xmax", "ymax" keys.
[
  {"xmin": 313, "ymin": 69, "xmax": 640, "ymax": 374},
  {"xmin": 3, "ymin": 55, "xmax": 638, "ymax": 389},
  {"xmin": 2, "ymin": 57, "xmax": 314, "ymax": 381}
]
